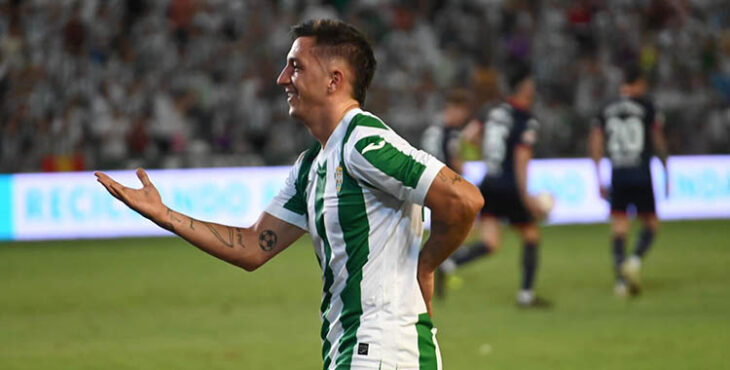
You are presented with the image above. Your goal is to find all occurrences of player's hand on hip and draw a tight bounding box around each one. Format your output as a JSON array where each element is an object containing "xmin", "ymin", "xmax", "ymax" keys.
[
  {"xmin": 417, "ymin": 267, "xmax": 434, "ymax": 317},
  {"xmin": 95, "ymin": 168, "xmax": 166, "ymax": 222}
]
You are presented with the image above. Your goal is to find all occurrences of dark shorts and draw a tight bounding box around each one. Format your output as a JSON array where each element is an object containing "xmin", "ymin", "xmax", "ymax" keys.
[
  {"xmin": 478, "ymin": 181, "xmax": 533, "ymax": 224},
  {"xmin": 610, "ymin": 183, "xmax": 656, "ymax": 214}
]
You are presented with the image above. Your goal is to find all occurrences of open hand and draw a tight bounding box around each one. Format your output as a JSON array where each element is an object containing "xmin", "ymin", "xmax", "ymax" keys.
[{"xmin": 95, "ymin": 168, "xmax": 165, "ymax": 222}]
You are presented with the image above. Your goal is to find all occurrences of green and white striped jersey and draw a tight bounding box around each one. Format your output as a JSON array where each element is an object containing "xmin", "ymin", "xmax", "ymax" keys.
[{"xmin": 266, "ymin": 108, "xmax": 444, "ymax": 369}]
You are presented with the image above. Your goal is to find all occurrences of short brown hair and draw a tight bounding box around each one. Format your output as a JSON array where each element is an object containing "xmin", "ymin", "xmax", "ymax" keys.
[
  {"xmin": 292, "ymin": 19, "xmax": 376, "ymax": 105},
  {"xmin": 445, "ymin": 88, "xmax": 472, "ymax": 107}
]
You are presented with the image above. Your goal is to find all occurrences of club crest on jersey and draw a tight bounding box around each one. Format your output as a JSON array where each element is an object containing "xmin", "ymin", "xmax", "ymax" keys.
[{"xmin": 335, "ymin": 166, "xmax": 343, "ymax": 192}]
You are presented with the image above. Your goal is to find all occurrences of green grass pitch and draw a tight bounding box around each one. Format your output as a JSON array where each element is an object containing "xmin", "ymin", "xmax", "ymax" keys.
[{"xmin": 1, "ymin": 220, "xmax": 728, "ymax": 369}]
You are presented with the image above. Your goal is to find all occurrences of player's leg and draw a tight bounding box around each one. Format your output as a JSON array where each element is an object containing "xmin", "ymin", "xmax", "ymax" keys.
[
  {"xmin": 450, "ymin": 215, "xmax": 501, "ymax": 267},
  {"xmin": 513, "ymin": 222, "xmax": 549, "ymax": 307},
  {"xmin": 435, "ymin": 216, "xmax": 500, "ymax": 299},
  {"xmin": 611, "ymin": 212, "xmax": 631, "ymax": 296},
  {"xmin": 634, "ymin": 213, "xmax": 658, "ymax": 258},
  {"xmin": 442, "ymin": 182, "xmax": 503, "ymax": 271},
  {"xmin": 608, "ymin": 184, "xmax": 632, "ymax": 296},
  {"xmin": 632, "ymin": 185, "xmax": 659, "ymax": 259},
  {"xmin": 621, "ymin": 186, "xmax": 658, "ymax": 293}
]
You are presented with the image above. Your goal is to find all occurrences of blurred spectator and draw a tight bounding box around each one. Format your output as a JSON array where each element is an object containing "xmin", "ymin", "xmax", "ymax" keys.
[{"xmin": 0, "ymin": 0, "xmax": 728, "ymax": 174}]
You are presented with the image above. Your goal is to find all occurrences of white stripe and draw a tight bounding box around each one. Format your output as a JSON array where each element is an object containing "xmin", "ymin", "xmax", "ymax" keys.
[{"xmin": 433, "ymin": 327, "xmax": 443, "ymax": 370}]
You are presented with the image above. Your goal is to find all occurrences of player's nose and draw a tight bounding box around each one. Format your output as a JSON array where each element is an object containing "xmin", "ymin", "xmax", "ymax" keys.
[{"xmin": 276, "ymin": 66, "xmax": 291, "ymax": 86}]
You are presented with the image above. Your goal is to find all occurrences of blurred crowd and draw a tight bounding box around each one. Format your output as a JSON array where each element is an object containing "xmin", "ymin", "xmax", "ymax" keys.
[{"xmin": 1, "ymin": 0, "xmax": 729, "ymax": 173}]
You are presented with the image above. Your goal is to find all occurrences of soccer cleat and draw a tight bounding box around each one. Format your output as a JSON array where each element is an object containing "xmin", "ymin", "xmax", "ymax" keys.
[
  {"xmin": 621, "ymin": 256, "xmax": 642, "ymax": 295},
  {"xmin": 516, "ymin": 290, "xmax": 552, "ymax": 308},
  {"xmin": 614, "ymin": 282, "xmax": 629, "ymax": 298}
]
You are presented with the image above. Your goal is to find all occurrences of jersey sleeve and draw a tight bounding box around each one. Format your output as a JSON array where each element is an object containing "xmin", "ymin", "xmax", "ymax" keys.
[
  {"xmin": 264, "ymin": 152, "xmax": 310, "ymax": 231},
  {"xmin": 344, "ymin": 125, "xmax": 445, "ymax": 205}
]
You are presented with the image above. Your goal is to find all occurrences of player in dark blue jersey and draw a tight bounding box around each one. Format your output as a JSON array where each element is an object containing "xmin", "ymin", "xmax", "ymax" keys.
[
  {"xmin": 421, "ymin": 89, "xmax": 471, "ymax": 173},
  {"xmin": 589, "ymin": 63, "xmax": 669, "ymax": 297},
  {"xmin": 439, "ymin": 65, "xmax": 549, "ymax": 307}
]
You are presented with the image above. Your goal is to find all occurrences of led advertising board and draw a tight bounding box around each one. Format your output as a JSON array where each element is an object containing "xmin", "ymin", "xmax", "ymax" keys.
[{"xmin": 0, "ymin": 156, "xmax": 727, "ymax": 241}]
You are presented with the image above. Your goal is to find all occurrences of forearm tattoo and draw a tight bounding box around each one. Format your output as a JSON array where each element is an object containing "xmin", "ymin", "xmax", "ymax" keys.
[
  {"xmin": 235, "ymin": 228, "xmax": 246, "ymax": 248},
  {"xmin": 205, "ymin": 224, "xmax": 234, "ymax": 248},
  {"xmin": 158, "ymin": 207, "xmax": 183, "ymax": 231},
  {"xmin": 438, "ymin": 172, "xmax": 463, "ymax": 184},
  {"xmin": 258, "ymin": 230, "xmax": 278, "ymax": 252}
]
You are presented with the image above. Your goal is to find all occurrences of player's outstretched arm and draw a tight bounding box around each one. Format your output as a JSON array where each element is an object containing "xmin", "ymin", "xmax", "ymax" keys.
[
  {"xmin": 514, "ymin": 144, "xmax": 545, "ymax": 219},
  {"xmin": 589, "ymin": 126, "xmax": 609, "ymax": 199},
  {"xmin": 418, "ymin": 166, "xmax": 484, "ymax": 315},
  {"xmin": 95, "ymin": 168, "xmax": 305, "ymax": 271},
  {"xmin": 461, "ymin": 118, "xmax": 483, "ymax": 147},
  {"xmin": 651, "ymin": 125, "xmax": 670, "ymax": 197}
]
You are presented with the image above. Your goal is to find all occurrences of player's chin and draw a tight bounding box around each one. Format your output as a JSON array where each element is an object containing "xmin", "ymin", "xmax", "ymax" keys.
[{"xmin": 288, "ymin": 107, "xmax": 305, "ymax": 121}]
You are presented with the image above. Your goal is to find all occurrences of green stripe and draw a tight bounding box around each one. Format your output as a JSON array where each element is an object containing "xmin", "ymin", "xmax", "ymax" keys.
[
  {"xmin": 417, "ymin": 313, "xmax": 438, "ymax": 369},
  {"xmin": 314, "ymin": 162, "xmax": 335, "ymax": 369},
  {"xmin": 341, "ymin": 113, "xmax": 386, "ymax": 168},
  {"xmin": 341, "ymin": 113, "xmax": 383, "ymax": 171},
  {"xmin": 334, "ymin": 160, "xmax": 370, "ymax": 368},
  {"xmin": 284, "ymin": 143, "xmax": 320, "ymax": 215},
  {"xmin": 351, "ymin": 113, "xmax": 387, "ymax": 131},
  {"xmin": 354, "ymin": 136, "xmax": 427, "ymax": 188}
]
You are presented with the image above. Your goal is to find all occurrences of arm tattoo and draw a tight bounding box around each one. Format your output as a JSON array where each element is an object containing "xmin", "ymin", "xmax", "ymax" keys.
[
  {"xmin": 437, "ymin": 171, "xmax": 463, "ymax": 184},
  {"xmin": 189, "ymin": 217, "xmax": 195, "ymax": 230},
  {"xmin": 235, "ymin": 228, "xmax": 246, "ymax": 248},
  {"xmin": 205, "ymin": 224, "xmax": 234, "ymax": 248},
  {"xmin": 156, "ymin": 208, "xmax": 180, "ymax": 232},
  {"xmin": 258, "ymin": 230, "xmax": 278, "ymax": 252},
  {"xmin": 167, "ymin": 207, "xmax": 184, "ymax": 223}
]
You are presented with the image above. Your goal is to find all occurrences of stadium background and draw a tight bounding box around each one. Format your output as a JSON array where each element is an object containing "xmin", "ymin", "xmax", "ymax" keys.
[
  {"xmin": 1, "ymin": 0, "xmax": 729, "ymax": 369},
  {"xmin": 2, "ymin": 0, "xmax": 729, "ymax": 172}
]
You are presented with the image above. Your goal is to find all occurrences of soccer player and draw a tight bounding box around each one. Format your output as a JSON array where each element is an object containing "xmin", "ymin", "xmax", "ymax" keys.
[
  {"xmin": 439, "ymin": 65, "xmax": 549, "ymax": 307},
  {"xmin": 589, "ymin": 63, "xmax": 669, "ymax": 297},
  {"xmin": 420, "ymin": 89, "xmax": 472, "ymax": 174},
  {"xmin": 95, "ymin": 19, "xmax": 483, "ymax": 369}
]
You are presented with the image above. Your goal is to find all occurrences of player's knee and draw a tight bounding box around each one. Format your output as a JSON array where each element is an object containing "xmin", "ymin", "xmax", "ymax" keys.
[
  {"xmin": 523, "ymin": 235, "xmax": 539, "ymax": 245},
  {"xmin": 642, "ymin": 216, "xmax": 659, "ymax": 232},
  {"xmin": 612, "ymin": 230, "xmax": 627, "ymax": 240},
  {"xmin": 518, "ymin": 224, "xmax": 540, "ymax": 244},
  {"xmin": 486, "ymin": 241, "xmax": 501, "ymax": 253},
  {"xmin": 611, "ymin": 220, "xmax": 629, "ymax": 236}
]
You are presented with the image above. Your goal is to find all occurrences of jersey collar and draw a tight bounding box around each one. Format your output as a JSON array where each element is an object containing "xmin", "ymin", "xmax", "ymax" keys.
[{"xmin": 321, "ymin": 107, "xmax": 362, "ymax": 155}]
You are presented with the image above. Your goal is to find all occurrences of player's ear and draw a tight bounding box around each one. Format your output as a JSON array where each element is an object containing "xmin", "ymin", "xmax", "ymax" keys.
[{"xmin": 328, "ymin": 69, "xmax": 344, "ymax": 94}]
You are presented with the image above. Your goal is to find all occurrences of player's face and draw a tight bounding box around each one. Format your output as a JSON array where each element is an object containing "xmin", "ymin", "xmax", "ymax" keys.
[
  {"xmin": 277, "ymin": 37, "xmax": 331, "ymax": 122},
  {"xmin": 444, "ymin": 104, "xmax": 470, "ymax": 127},
  {"xmin": 522, "ymin": 78, "xmax": 536, "ymax": 106}
]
